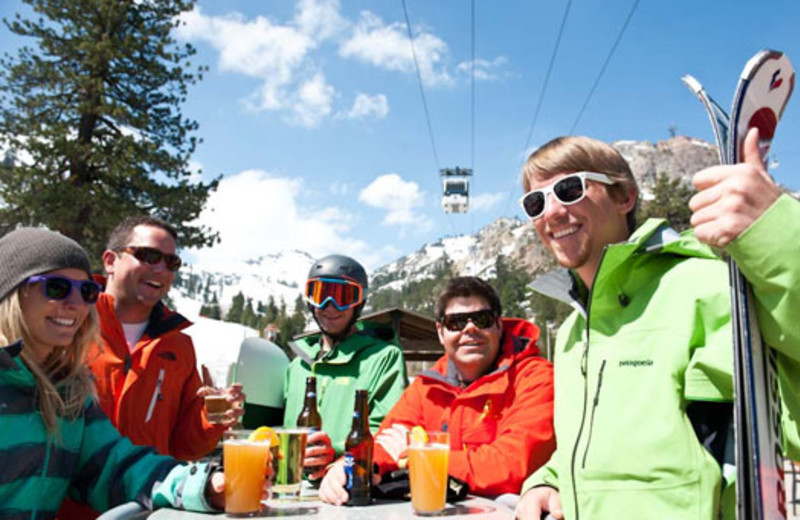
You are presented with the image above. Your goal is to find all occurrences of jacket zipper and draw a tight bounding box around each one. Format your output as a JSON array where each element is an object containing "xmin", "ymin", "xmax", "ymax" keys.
[
  {"xmin": 145, "ymin": 368, "xmax": 165, "ymax": 423},
  {"xmin": 569, "ymin": 246, "xmax": 609, "ymax": 520},
  {"xmin": 581, "ymin": 359, "xmax": 607, "ymax": 468}
]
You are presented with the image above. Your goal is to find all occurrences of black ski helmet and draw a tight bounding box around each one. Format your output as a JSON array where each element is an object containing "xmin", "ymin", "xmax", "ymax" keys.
[
  {"xmin": 306, "ymin": 254, "xmax": 369, "ymax": 341},
  {"xmin": 307, "ymin": 254, "xmax": 369, "ymax": 293}
]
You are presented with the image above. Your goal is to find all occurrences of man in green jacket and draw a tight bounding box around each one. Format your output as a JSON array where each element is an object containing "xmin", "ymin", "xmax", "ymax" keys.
[
  {"xmin": 515, "ymin": 129, "xmax": 800, "ymax": 520},
  {"xmin": 283, "ymin": 254, "xmax": 408, "ymax": 481}
]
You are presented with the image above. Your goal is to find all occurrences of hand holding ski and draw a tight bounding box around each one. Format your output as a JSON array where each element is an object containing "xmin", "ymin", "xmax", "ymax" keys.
[{"xmin": 689, "ymin": 126, "xmax": 783, "ymax": 248}]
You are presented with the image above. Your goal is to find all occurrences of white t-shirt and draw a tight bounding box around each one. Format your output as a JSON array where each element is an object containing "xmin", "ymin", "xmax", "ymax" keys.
[{"xmin": 121, "ymin": 321, "xmax": 148, "ymax": 351}]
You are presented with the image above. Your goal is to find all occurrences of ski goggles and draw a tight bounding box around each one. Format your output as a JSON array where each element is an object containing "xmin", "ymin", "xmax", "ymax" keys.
[
  {"xmin": 26, "ymin": 275, "xmax": 101, "ymax": 304},
  {"xmin": 118, "ymin": 246, "xmax": 182, "ymax": 272},
  {"xmin": 304, "ymin": 277, "xmax": 364, "ymax": 311},
  {"xmin": 440, "ymin": 309, "xmax": 497, "ymax": 332},
  {"xmin": 519, "ymin": 172, "xmax": 614, "ymax": 220}
]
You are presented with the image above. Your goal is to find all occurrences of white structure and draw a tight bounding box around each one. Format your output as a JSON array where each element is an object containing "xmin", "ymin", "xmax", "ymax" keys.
[{"xmin": 441, "ymin": 167, "xmax": 473, "ymax": 214}]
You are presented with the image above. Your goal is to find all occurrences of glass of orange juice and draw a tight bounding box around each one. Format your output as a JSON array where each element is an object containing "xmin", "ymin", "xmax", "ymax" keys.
[
  {"xmin": 408, "ymin": 430, "xmax": 450, "ymax": 516},
  {"xmin": 223, "ymin": 429, "xmax": 272, "ymax": 516}
]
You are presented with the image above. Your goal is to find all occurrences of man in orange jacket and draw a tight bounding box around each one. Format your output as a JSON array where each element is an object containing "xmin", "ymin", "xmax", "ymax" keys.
[
  {"xmin": 319, "ymin": 276, "xmax": 555, "ymax": 503},
  {"xmin": 59, "ymin": 216, "xmax": 244, "ymax": 519}
]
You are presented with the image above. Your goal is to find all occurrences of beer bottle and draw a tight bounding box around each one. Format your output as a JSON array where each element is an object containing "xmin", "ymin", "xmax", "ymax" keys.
[
  {"xmin": 297, "ymin": 376, "xmax": 322, "ymax": 479},
  {"xmin": 344, "ymin": 389, "xmax": 373, "ymax": 506}
]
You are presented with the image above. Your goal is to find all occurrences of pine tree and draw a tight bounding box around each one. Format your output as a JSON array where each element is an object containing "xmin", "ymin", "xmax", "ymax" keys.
[
  {"xmin": 0, "ymin": 0, "xmax": 219, "ymax": 265},
  {"xmin": 638, "ymin": 173, "xmax": 696, "ymax": 232},
  {"xmin": 225, "ymin": 291, "xmax": 244, "ymax": 323}
]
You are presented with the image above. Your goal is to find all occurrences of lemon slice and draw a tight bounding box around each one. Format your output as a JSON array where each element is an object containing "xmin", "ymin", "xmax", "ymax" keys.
[
  {"xmin": 248, "ymin": 426, "xmax": 279, "ymax": 446},
  {"xmin": 410, "ymin": 425, "xmax": 428, "ymax": 444}
]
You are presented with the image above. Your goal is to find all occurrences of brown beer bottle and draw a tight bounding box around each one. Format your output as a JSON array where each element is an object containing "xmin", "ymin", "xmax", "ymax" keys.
[
  {"xmin": 297, "ymin": 376, "xmax": 322, "ymax": 430},
  {"xmin": 297, "ymin": 376, "xmax": 322, "ymax": 478},
  {"xmin": 344, "ymin": 389, "xmax": 373, "ymax": 506}
]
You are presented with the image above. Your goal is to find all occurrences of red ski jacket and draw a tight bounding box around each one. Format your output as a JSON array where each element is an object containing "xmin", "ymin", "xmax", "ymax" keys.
[
  {"xmin": 373, "ymin": 318, "xmax": 556, "ymax": 497},
  {"xmin": 88, "ymin": 291, "xmax": 225, "ymax": 459}
]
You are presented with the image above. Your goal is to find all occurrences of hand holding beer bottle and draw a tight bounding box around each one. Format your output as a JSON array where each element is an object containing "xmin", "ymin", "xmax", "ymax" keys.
[
  {"xmin": 297, "ymin": 377, "xmax": 334, "ymax": 481},
  {"xmin": 318, "ymin": 389, "xmax": 379, "ymax": 506},
  {"xmin": 344, "ymin": 389, "xmax": 373, "ymax": 506}
]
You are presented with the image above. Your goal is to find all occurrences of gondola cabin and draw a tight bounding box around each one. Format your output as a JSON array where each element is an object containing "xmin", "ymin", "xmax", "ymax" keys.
[{"xmin": 441, "ymin": 167, "xmax": 473, "ymax": 214}]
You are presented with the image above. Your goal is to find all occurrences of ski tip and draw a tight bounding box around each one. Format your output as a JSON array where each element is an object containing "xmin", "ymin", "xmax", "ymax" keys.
[{"xmin": 681, "ymin": 74, "xmax": 703, "ymax": 94}]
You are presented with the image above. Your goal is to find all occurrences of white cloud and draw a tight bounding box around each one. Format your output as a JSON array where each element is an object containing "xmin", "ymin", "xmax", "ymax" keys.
[
  {"xmin": 190, "ymin": 169, "xmax": 381, "ymax": 269},
  {"xmin": 456, "ymin": 56, "xmax": 509, "ymax": 81},
  {"xmin": 294, "ymin": 0, "xmax": 348, "ymax": 41},
  {"xmin": 288, "ymin": 72, "xmax": 335, "ymax": 127},
  {"xmin": 345, "ymin": 93, "xmax": 389, "ymax": 120},
  {"xmin": 469, "ymin": 192, "xmax": 504, "ymax": 212},
  {"xmin": 359, "ymin": 173, "xmax": 432, "ymax": 231},
  {"xmin": 176, "ymin": 4, "xmax": 456, "ymax": 125},
  {"xmin": 339, "ymin": 11, "xmax": 452, "ymax": 87},
  {"xmin": 177, "ymin": 6, "xmax": 334, "ymax": 126}
]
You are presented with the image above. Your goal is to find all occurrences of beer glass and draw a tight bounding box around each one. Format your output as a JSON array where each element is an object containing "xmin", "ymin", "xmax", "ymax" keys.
[
  {"xmin": 408, "ymin": 430, "xmax": 450, "ymax": 516},
  {"xmin": 271, "ymin": 428, "xmax": 308, "ymax": 501},
  {"xmin": 204, "ymin": 394, "xmax": 230, "ymax": 424},
  {"xmin": 223, "ymin": 430, "xmax": 271, "ymax": 516}
]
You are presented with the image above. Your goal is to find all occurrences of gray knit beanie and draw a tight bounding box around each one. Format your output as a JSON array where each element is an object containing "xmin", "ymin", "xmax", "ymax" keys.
[{"xmin": 0, "ymin": 227, "xmax": 93, "ymax": 301}]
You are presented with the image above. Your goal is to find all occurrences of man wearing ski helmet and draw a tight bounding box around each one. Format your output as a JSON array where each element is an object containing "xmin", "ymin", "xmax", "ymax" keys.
[{"xmin": 283, "ymin": 254, "xmax": 408, "ymax": 481}]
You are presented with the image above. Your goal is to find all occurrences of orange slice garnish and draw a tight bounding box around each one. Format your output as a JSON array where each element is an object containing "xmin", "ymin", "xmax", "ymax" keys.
[{"xmin": 248, "ymin": 426, "xmax": 279, "ymax": 447}]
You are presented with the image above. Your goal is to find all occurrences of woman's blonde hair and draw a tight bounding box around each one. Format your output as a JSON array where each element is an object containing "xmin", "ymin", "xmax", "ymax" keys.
[{"xmin": 0, "ymin": 287, "xmax": 98, "ymax": 434}]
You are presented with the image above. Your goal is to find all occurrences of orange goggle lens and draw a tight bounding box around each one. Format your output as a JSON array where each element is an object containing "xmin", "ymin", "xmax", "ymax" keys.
[{"xmin": 304, "ymin": 277, "xmax": 364, "ymax": 310}]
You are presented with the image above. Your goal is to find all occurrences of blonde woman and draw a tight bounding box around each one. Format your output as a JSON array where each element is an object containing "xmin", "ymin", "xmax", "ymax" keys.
[{"xmin": 0, "ymin": 228, "xmax": 226, "ymax": 518}]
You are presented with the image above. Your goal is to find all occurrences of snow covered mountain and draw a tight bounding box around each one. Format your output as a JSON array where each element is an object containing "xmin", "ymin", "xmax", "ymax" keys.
[
  {"xmin": 171, "ymin": 135, "xmax": 728, "ymax": 315},
  {"xmin": 172, "ymin": 249, "xmax": 314, "ymax": 316}
]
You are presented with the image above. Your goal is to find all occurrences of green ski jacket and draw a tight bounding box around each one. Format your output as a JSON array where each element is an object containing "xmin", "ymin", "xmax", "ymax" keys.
[
  {"xmin": 522, "ymin": 194, "xmax": 800, "ymax": 520},
  {"xmin": 283, "ymin": 321, "xmax": 408, "ymax": 455},
  {"xmin": 0, "ymin": 340, "xmax": 217, "ymax": 518}
]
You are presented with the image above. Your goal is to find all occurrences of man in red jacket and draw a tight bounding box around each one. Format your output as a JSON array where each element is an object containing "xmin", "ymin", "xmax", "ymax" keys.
[
  {"xmin": 59, "ymin": 216, "xmax": 245, "ymax": 519},
  {"xmin": 320, "ymin": 276, "xmax": 555, "ymax": 503}
]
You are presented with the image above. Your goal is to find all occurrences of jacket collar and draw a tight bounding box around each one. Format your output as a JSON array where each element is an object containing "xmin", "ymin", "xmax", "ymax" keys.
[
  {"xmin": 96, "ymin": 290, "xmax": 191, "ymax": 343},
  {"xmin": 292, "ymin": 321, "xmax": 397, "ymax": 366},
  {"xmin": 529, "ymin": 219, "xmax": 719, "ymax": 315},
  {"xmin": 0, "ymin": 339, "xmax": 23, "ymax": 370}
]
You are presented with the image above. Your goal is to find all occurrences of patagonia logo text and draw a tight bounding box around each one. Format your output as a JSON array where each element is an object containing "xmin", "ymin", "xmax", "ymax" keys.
[{"xmin": 619, "ymin": 359, "xmax": 653, "ymax": 368}]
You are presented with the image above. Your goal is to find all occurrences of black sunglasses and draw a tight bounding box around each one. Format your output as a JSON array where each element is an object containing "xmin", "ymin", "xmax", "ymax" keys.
[
  {"xmin": 119, "ymin": 246, "xmax": 182, "ymax": 272},
  {"xmin": 519, "ymin": 172, "xmax": 614, "ymax": 220},
  {"xmin": 441, "ymin": 309, "xmax": 497, "ymax": 332},
  {"xmin": 26, "ymin": 275, "xmax": 101, "ymax": 304}
]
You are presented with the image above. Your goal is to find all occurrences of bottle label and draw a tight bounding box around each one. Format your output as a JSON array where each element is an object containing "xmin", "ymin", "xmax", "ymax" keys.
[{"xmin": 344, "ymin": 453, "xmax": 355, "ymax": 490}]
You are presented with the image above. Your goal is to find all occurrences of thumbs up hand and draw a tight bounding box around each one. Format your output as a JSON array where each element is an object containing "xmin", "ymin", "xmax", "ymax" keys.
[{"xmin": 689, "ymin": 126, "xmax": 782, "ymax": 248}]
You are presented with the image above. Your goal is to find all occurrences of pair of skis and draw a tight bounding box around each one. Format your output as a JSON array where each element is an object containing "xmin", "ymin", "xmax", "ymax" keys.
[{"xmin": 682, "ymin": 50, "xmax": 794, "ymax": 519}]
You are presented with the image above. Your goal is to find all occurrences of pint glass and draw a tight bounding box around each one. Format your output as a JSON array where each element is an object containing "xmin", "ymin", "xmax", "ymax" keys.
[
  {"xmin": 223, "ymin": 430, "xmax": 271, "ymax": 516},
  {"xmin": 271, "ymin": 428, "xmax": 308, "ymax": 501},
  {"xmin": 408, "ymin": 430, "xmax": 450, "ymax": 515}
]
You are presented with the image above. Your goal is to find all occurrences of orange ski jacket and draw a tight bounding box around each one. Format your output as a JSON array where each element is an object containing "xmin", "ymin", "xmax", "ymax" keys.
[
  {"xmin": 87, "ymin": 290, "xmax": 225, "ymax": 460},
  {"xmin": 373, "ymin": 318, "xmax": 556, "ymax": 497}
]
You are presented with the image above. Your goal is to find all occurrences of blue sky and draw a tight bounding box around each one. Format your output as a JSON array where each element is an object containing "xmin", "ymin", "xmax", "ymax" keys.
[{"xmin": 2, "ymin": 0, "xmax": 799, "ymax": 271}]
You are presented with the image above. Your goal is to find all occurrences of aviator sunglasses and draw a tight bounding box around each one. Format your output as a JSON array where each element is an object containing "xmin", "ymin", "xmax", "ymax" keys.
[
  {"xmin": 304, "ymin": 277, "xmax": 364, "ymax": 311},
  {"xmin": 441, "ymin": 309, "xmax": 497, "ymax": 332},
  {"xmin": 26, "ymin": 275, "xmax": 101, "ymax": 304},
  {"xmin": 118, "ymin": 246, "xmax": 182, "ymax": 272},
  {"xmin": 519, "ymin": 172, "xmax": 614, "ymax": 220}
]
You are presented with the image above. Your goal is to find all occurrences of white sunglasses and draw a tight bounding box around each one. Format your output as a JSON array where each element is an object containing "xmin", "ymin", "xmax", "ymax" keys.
[{"xmin": 519, "ymin": 172, "xmax": 613, "ymax": 219}]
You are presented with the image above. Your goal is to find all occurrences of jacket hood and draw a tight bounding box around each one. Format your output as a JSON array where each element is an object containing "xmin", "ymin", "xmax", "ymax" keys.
[
  {"xmin": 529, "ymin": 219, "xmax": 720, "ymax": 314},
  {"xmin": 423, "ymin": 317, "xmax": 541, "ymax": 386}
]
